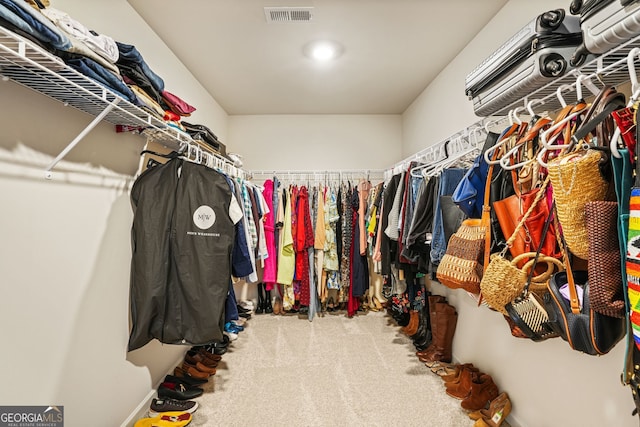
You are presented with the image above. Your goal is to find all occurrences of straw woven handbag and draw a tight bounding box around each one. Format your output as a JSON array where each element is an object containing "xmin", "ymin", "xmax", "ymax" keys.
[
  {"xmin": 437, "ymin": 149, "xmax": 498, "ymax": 294},
  {"xmin": 547, "ymin": 150, "xmax": 610, "ymax": 259},
  {"xmin": 481, "ymin": 177, "xmax": 564, "ymax": 314}
]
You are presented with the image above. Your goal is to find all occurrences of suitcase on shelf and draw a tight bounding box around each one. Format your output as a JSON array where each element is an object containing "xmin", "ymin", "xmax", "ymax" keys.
[
  {"xmin": 570, "ymin": 0, "xmax": 640, "ymax": 66},
  {"xmin": 465, "ymin": 9, "xmax": 582, "ymax": 117}
]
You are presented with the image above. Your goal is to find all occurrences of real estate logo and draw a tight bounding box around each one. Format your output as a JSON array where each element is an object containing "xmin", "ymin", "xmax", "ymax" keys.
[
  {"xmin": 0, "ymin": 406, "xmax": 64, "ymax": 427},
  {"xmin": 193, "ymin": 205, "xmax": 216, "ymax": 230}
]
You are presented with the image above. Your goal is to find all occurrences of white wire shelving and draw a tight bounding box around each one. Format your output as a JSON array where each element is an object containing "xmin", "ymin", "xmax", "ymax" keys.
[{"xmin": 0, "ymin": 25, "xmax": 235, "ymax": 178}]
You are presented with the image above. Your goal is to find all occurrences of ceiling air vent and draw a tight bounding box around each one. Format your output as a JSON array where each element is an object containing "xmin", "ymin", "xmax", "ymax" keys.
[{"xmin": 264, "ymin": 7, "xmax": 314, "ymax": 23}]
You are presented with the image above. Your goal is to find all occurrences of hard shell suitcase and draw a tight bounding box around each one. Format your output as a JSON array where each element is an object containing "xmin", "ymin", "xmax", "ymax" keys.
[
  {"xmin": 466, "ymin": 9, "xmax": 582, "ymax": 117},
  {"xmin": 570, "ymin": 0, "xmax": 640, "ymax": 66}
]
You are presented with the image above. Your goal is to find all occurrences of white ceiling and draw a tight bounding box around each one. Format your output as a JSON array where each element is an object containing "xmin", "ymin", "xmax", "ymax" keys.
[{"xmin": 128, "ymin": 0, "xmax": 508, "ymax": 115}]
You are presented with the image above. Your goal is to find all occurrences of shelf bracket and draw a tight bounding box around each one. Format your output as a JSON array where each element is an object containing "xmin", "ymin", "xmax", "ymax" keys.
[{"xmin": 44, "ymin": 98, "xmax": 121, "ymax": 179}]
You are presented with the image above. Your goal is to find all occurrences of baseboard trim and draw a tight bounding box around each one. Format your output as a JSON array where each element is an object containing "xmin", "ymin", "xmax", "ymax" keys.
[{"xmin": 119, "ymin": 353, "xmax": 187, "ymax": 427}]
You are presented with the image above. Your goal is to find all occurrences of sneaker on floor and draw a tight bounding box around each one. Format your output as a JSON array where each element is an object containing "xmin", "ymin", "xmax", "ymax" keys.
[
  {"xmin": 231, "ymin": 318, "xmax": 246, "ymax": 327},
  {"xmin": 239, "ymin": 300, "xmax": 255, "ymax": 311},
  {"xmin": 224, "ymin": 330, "xmax": 238, "ymax": 341},
  {"xmin": 135, "ymin": 412, "xmax": 192, "ymax": 427},
  {"xmin": 149, "ymin": 398, "xmax": 198, "ymax": 417}
]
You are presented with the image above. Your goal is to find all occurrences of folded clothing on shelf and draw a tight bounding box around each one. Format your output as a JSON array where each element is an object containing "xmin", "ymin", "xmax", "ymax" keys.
[{"xmin": 181, "ymin": 121, "xmax": 227, "ymax": 157}]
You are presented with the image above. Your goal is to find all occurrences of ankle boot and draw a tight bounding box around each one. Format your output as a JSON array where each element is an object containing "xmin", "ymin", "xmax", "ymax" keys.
[
  {"xmin": 446, "ymin": 367, "xmax": 479, "ymax": 400},
  {"xmin": 264, "ymin": 288, "xmax": 273, "ymax": 313},
  {"xmin": 402, "ymin": 310, "xmax": 420, "ymax": 336},
  {"xmin": 461, "ymin": 374, "xmax": 499, "ymax": 411},
  {"xmin": 416, "ymin": 295, "xmax": 446, "ymax": 358},
  {"xmin": 255, "ymin": 283, "xmax": 265, "ymax": 314},
  {"xmin": 441, "ymin": 363, "xmax": 476, "ymax": 383},
  {"xmin": 422, "ymin": 302, "xmax": 458, "ymax": 365}
]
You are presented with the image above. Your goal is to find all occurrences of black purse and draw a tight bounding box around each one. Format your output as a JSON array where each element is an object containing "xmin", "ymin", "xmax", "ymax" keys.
[{"xmin": 543, "ymin": 218, "xmax": 625, "ymax": 355}]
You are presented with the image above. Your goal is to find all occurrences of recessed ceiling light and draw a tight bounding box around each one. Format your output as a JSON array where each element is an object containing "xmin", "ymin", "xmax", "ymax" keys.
[{"xmin": 304, "ymin": 40, "xmax": 343, "ymax": 62}]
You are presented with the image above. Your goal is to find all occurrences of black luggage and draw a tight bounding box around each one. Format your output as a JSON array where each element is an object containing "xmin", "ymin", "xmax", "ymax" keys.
[
  {"xmin": 465, "ymin": 9, "xmax": 582, "ymax": 117},
  {"xmin": 570, "ymin": 0, "xmax": 640, "ymax": 66}
]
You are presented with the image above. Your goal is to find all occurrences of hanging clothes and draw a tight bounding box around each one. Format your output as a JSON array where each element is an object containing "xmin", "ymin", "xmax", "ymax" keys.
[
  {"xmin": 295, "ymin": 186, "xmax": 314, "ymax": 306},
  {"xmin": 349, "ymin": 184, "xmax": 370, "ymax": 316},
  {"xmin": 340, "ymin": 183, "xmax": 353, "ymax": 303},
  {"xmin": 262, "ymin": 179, "xmax": 277, "ymax": 290},
  {"xmin": 315, "ymin": 185, "xmax": 327, "ymax": 302},
  {"xmin": 128, "ymin": 159, "xmax": 242, "ymax": 351},
  {"xmin": 277, "ymin": 187, "xmax": 295, "ymax": 310}
]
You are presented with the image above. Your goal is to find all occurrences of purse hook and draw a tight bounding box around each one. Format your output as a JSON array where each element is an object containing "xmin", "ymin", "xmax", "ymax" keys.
[{"xmin": 609, "ymin": 47, "xmax": 640, "ymax": 158}]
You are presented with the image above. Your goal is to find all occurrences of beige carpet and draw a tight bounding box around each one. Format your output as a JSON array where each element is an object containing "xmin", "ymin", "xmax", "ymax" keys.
[{"xmin": 185, "ymin": 310, "xmax": 486, "ymax": 427}]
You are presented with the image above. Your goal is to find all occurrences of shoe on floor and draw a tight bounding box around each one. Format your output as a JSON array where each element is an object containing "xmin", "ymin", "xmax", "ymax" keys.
[
  {"xmin": 231, "ymin": 318, "xmax": 247, "ymax": 327},
  {"xmin": 164, "ymin": 374, "xmax": 207, "ymax": 387},
  {"xmin": 135, "ymin": 412, "xmax": 192, "ymax": 427},
  {"xmin": 224, "ymin": 331, "xmax": 238, "ymax": 341},
  {"xmin": 158, "ymin": 382, "xmax": 204, "ymax": 400},
  {"xmin": 148, "ymin": 398, "xmax": 198, "ymax": 417}
]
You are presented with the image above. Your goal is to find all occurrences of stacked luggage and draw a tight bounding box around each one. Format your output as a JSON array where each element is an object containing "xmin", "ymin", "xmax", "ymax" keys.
[{"xmin": 466, "ymin": 3, "xmax": 640, "ymax": 117}]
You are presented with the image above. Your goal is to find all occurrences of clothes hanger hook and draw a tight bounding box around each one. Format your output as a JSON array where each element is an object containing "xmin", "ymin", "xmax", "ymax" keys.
[
  {"xmin": 526, "ymin": 99, "xmax": 542, "ymax": 117},
  {"xmin": 556, "ymin": 84, "xmax": 570, "ymax": 108},
  {"xmin": 576, "ymin": 74, "xmax": 588, "ymax": 101},
  {"xmin": 627, "ymin": 47, "xmax": 640, "ymax": 96},
  {"xmin": 512, "ymin": 106, "xmax": 524, "ymax": 124}
]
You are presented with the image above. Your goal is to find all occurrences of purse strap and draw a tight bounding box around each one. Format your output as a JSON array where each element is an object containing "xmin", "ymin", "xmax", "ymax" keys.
[
  {"xmin": 571, "ymin": 87, "xmax": 626, "ymax": 147},
  {"xmin": 554, "ymin": 204, "xmax": 581, "ymax": 314},
  {"xmin": 501, "ymin": 175, "xmax": 551, "ymax": 255},
  {"xmin": 522, "ymin": 201, "xmax": 555, "ymax": 295}
]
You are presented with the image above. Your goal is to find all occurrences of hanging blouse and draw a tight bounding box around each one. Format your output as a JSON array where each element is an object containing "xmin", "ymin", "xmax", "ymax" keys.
[
  {"xmin": 262, "ymin": 179, "xmax": 277, "ymax": 287},
  {"xmin": 276, "ymin": 187, "xmax": 295, "ymax": 286},
  {"xmin": 295, "ymin": 186, "xmax": 314, "ymax": 306},
  {"xmin": 323, "ymin": 188, "xmax": 340, "ymax": 271}
]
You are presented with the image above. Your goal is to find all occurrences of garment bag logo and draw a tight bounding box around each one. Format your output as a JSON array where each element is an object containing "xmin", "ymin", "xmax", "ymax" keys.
[{"xmin": 193, "ymin": 205, "xmax": 216, "ymax": 229}]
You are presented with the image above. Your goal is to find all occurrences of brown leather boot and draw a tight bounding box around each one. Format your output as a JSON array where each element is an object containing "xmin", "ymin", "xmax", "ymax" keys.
[
  {"xmin": 442, "ymin": 363, "xmax": 478, "ymax": 385},
  {"xmin": 446, "ymin": 366, "xmax": 479, "ymax": 400},
  {"xmin": 401, "ymin": 310, "xmax": 420, "ymax": 336},
  {"xmin": 416, "ymin": 295, "xmax": 446, "ymax": 358},
  {"xmin": 461, "ymin": 374, "xmax": 499, "ymax": 411},
  {"xmin": 422, "ymin": 302, "xmax": 457, "ymax": 365}
]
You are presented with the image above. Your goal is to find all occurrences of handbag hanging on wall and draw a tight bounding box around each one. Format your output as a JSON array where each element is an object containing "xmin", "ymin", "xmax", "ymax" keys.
[
  {"xmin": 505, "ymin": 202, "xmax": 560, "ymax": 342},
  {"xmin": 437, "ymin": 150, "xmax": 496, "ymax": 294},
  {"xmin": 481, "ymin": 177, "xmax": 563, "ymax": 315},
  {"xmin": 544, "ymin": 211, "xmax": 625, "ymax": 356}
]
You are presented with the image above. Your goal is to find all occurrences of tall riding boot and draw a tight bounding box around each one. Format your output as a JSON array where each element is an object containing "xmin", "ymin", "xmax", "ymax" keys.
[
  {"xmin": 422, "ymin": 302, "xmax": 458, "ymax": 365},
  {"xmin": 264, "ymin": 287, "xmax": 273, "ymax": 314},
  {"xmin": 416, "ymin": 295, "xmax": 446, "ymax": 358},
  {"xmin": 411, "ymin": 303, "xmax": 431, "ymax": 351},
  {"xmin": 256, "ymin": 283, "xmax": 265, "ymax": 314}
]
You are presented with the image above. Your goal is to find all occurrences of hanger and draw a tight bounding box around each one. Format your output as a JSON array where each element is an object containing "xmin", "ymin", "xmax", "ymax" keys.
[
  {"xmin": 610, "ymin": 47, "xmax": 640, "ymax": 158},
  {"xmin": 535, "ymin": 78, "xmax": 592, "ymax": 167},
  {"xmin": 500, "ymin": 111, "xmax": 552, "ymax": 170}
]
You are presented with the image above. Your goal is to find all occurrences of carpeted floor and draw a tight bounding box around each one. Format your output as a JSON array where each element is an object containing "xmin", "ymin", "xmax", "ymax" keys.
[{"xmin": 187, "ymin": 310, "xmax": 483, "ymax": 427}]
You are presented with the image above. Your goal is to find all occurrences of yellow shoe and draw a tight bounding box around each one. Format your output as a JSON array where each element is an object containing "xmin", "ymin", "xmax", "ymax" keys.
[{"xmin": 134, "ymin": 411, "xmax": 192, "ymax": 427}]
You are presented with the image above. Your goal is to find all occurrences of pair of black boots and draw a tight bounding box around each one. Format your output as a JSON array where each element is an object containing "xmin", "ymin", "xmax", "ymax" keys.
[{"xmin": 255, "ymin": 283, "xmax": 273, "ymax": 314}]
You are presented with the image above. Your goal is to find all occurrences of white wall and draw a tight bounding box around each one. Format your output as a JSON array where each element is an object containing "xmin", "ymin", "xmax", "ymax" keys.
[
  {"xmin": 229, "ymin": 114, "xmax": 402, "ymax": 171},
  {"xmin": 403, "ymin": 1, "xmax": 636, "ymax": 426},
  {"xmin": 0, "ymin": 1, "xmax": 230, "ymax": 425}
]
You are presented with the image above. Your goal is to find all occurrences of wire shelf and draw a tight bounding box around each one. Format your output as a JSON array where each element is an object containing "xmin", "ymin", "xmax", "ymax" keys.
[{"xmin": 0, "ymin": 26, "xmax": 191, "ymax": 148}]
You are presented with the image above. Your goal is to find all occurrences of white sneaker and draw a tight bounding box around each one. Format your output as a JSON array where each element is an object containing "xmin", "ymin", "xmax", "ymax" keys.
[
  {"xmin": 231, "ymin": 318, "xmax": 246, "ymax": 327},
  {"xmin": 224, "ymin": 331, "xmax": 238, "ymax": 341},
  {"xmin": 239, "ymin": 300, "xmax": 255, "ymax": 310}
]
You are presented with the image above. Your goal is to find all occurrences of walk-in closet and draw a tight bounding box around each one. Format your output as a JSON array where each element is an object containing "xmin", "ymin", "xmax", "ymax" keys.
[{"xmin": 2, "ymin": 1, "xmax": 640, "ymax": 426}]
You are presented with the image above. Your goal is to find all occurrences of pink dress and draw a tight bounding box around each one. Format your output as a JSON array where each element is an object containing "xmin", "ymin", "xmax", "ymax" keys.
[{"xmin": 262, "ymin": 180, "xmax": 277, "ymax": 290}]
